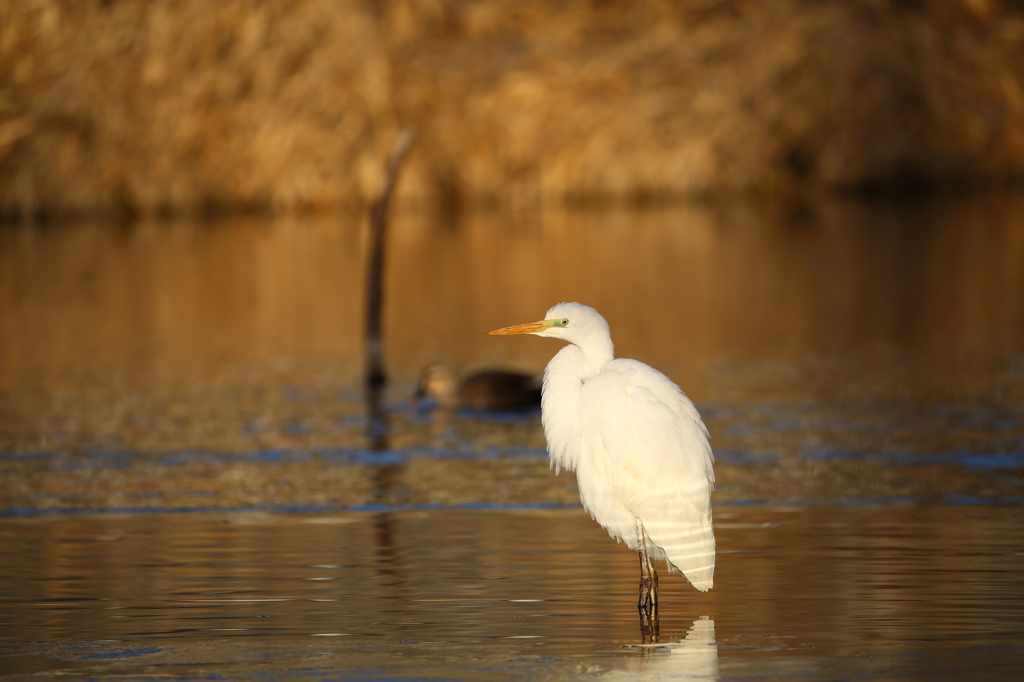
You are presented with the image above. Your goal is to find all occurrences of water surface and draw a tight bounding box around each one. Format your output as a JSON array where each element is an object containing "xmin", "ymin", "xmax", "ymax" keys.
[
  {"xmin": 2, "ymin": 505, "xmax": 1023, "ymax": 680},
  {"xmin": 1, "ymin": 197, "xmax": 1023, "ymax": 679}
]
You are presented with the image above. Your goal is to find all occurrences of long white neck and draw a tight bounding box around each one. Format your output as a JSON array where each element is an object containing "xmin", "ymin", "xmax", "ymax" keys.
[{"xmin": 540, "ymin": 338, "xmax": 614, "ymax": 474}]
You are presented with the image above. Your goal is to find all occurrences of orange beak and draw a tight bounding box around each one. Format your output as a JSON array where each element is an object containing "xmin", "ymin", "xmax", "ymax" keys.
[{"xmin": 486, "ymin": 320, "xmax": 548, "ymax": 336}]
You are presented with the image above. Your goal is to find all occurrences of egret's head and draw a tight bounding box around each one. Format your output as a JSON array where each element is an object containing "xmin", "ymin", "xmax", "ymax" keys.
[{"xmin": 487, "ymin": 302, "xmax": 610, "ymax": 348}]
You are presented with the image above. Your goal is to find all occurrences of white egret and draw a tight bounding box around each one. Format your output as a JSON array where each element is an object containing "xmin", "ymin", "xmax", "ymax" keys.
[{"xmin": 488, "ymin": 302, "xmax": 715, "ymax": 609}]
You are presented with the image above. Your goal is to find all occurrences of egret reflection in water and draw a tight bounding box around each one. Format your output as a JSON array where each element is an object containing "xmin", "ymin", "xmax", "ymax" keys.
[{"xmin": 615, "ymin": 617, "xmax": 719, "ymax": 680}]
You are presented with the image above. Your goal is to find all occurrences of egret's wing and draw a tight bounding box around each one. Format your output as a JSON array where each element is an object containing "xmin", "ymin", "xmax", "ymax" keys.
[{"xmin": 580, "ymin": 359, "xmax": 715, "ymax": 591}]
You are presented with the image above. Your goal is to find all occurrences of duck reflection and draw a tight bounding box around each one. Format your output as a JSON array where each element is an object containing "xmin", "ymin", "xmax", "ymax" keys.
[{"xmin": 412, "ymin": 364, "xmax": 541, "ymax": 413}]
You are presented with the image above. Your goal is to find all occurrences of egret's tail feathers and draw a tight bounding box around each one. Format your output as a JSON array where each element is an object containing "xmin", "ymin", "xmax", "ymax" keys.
[
  {"xmin": 682, "ymin": 555, "xmax": 715, "ymax": 592},
  {"xmin": 648, "ymin": 518, "xmax": 716, "ymax": 592}
]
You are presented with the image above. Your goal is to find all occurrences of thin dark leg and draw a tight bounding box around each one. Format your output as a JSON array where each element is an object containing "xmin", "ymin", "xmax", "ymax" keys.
[
  {"xmin": 649, "ymin": 555, "xmax": 659, "ymax": 609},
  {"xmin": 635, "ymin": 518, "xmax": 655, "ymax": 611},
  {"xmin": 638, "ymin": 604, "xmax": 660, "ymax": 645},
  {"xmin": 636, "ymin": 518, "xmax": 659, "ymax": 643}
]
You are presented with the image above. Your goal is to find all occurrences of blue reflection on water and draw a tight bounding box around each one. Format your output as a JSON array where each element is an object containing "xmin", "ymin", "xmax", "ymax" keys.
[
  {"xmin": 0, "ymin": 500, "xmax": 580, "ymax": 518},
  {"xmin": 82, "ymin": 646, "xmax": 163, "ymax": 660},
  {"xmin": 802, "ymin": 446, "xmax": 1024, "ymax": 469}
]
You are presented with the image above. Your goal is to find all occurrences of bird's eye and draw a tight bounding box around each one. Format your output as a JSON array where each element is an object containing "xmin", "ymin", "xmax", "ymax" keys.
[{"xmin": 560, "ymin": 318, "xmax": 569, "ymax": 326}]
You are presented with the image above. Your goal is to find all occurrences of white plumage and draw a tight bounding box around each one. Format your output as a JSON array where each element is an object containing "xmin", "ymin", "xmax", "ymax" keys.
[{"xmin": 488, "ymin": 302, "xmax": 715, "ymax": 602}]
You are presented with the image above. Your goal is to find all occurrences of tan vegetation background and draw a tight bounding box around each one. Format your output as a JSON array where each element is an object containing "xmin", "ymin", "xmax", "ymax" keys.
[{"xmin": 1, "ymin": 0, "xmax": 1023, "ymax": 217}]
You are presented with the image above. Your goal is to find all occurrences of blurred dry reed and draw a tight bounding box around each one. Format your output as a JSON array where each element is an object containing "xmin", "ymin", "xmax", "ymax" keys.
[{"xmin": 1, "ymin": 0, "xmax": 1023, "ymax": 217}]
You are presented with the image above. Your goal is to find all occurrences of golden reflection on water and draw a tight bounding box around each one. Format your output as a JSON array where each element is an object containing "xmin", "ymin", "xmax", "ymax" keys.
[
  {"xmin": 1, "ymin": 506, "xmax": 1022, "ymax": 651},
  {"xmin": 2, "ymin": 197, "xmax": 1022, "ymax": 403},
  {"xmin": 2, "ymin": 197, "xmax": 1023, "ymax": 510}
]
